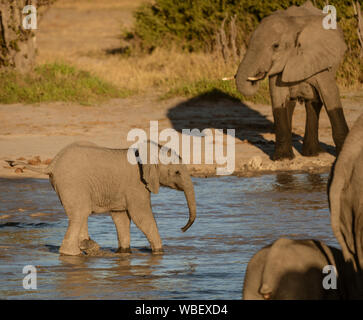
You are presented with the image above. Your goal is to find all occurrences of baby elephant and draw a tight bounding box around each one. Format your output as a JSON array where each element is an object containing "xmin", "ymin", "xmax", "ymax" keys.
[
  {"xmin": 243, "ymin": 238, "xmax": 346, "ymax": 300},
  {"xmin": 7, "ymin": 141, "xmax": 196, "ymax": 255}
]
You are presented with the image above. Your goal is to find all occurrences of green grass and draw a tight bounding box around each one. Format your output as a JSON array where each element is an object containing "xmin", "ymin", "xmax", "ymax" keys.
[
  {"xmin": 0, "ymin": 62, "xmax": 132, "ymax": 105},
  {"xmin": 162, "ymin": 78, "xmax": 271, "ymax": 104}
]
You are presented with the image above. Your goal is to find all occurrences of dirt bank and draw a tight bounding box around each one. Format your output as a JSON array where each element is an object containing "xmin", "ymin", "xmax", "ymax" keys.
[{"xmin": 1, "ymin": 93, "xmax": 362, "ymax": 179}]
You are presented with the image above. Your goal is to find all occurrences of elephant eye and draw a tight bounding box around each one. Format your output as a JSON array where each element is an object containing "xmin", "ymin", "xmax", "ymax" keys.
[
  {"xmin": 272, "ymin": 43, "xmax": 279, "ymax": 50},
  {"xmin": 176, "ymin": 170, "xmax": 181, "ymax": 175}
]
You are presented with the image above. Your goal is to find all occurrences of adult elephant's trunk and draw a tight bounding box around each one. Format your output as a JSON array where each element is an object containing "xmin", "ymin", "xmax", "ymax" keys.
[
  {"xmin": 235, "ymin": 51, "xmax": 262, "ymax": 97},
  {"xmin": 181, "ymin": 177, "xmax": 197, "ymax": 232}
]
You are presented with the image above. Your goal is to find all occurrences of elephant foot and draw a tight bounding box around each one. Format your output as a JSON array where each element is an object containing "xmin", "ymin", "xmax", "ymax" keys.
[
  {"xmin": 302, "ymin": 143, "xmax": 324, "ymax": 157},
  {"xmin": 152, "ymin": 248, "xmax": 164, "ymax": 255},
  {"xmin": 116, "ymin": 247, "xmax": 132, "ymax": 254},
  {"xmin": 59, "ymin": 243, "xmax": 82, "ymax": 256},
  {"xmin": 272, "ymin": 147, "xmax": 295, "ymax": 161}
]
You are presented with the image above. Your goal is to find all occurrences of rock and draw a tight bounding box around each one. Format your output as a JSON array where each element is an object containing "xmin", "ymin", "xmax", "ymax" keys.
[
  {"xmin": 27, "ymin": 156, "xmax": 41, "ymax": 165},
  {"xmin": 42, "ymin": 158, "xmax": 52, "ymax": 165},
  {"xmin": 15, "ymin": 168, "xmax": 23, "ymax": 174},
  {"xmin": 248, "ymin": 156, "xmax": 263, "ymax": 170}
]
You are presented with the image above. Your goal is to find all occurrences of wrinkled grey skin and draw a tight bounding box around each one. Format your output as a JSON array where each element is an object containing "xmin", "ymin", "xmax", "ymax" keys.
[
  {"xmin": 7, "ymin": 141, "xmax": 196, "ymax": 256},
  {"xmin": 235, "ymin": 1, "xmax": 349, "ymax": 160},
  {"xmin": 242, "ymin": 238, "xmax": 347, "ymax": 300},
  {"xmin": 329, "ymin": 113, "xmax": 363, "ymax": 296}
]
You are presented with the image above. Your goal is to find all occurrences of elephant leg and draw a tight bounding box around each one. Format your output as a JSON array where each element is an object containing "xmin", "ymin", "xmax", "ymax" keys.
[
  {"xmin": 287, "ymin": 99, "xmax": 296, "ymax": 130},
  {"xmin": 78, "ymin": 218, "xmax": 90, "ymax": 242},
  {"xmin": 327, "ymin": 108, "xmax": 349, "ymax": 155},
  {"xmin": 58, "ymin": 190, "xmax": 90, "ymax": 256},
  {"xmin": 302, "ymin": 100, "xmax": 323, "ymax": 156},
  {"xmin": 111, "ymin": 211, "xmax": 132, "ymax": 253},
  {"xmin": 127, "ymin": 199, "xmax": 163, "ymax": 254},
  {"xmin": 60, "ymin": 213, "xmax": 87, "ymax": 256},
  {"xmin": 312, "ymin": 72, "xmax": 349, "ymax": 155},
  {"xmin": 269, "ymin": 75, "xmax": 295, "ymax": 160},
  {"xmin": 272, "ymin": 102, "xmax": 295, "ymax": 160},
  {"xmin": 78, "ymin": 218, "xmax": 99, "ymax": 252}
]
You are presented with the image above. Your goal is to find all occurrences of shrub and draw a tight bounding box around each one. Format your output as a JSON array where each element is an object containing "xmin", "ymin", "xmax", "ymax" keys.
[{"xmin": 0, "ymin": 62, "xmax": 130, "ymax": 105}]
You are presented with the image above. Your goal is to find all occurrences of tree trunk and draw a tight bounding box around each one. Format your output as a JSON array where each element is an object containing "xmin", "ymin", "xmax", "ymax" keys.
[{"xmin": 0, "ymin": 0, "xmax": 55, "ymax": 73}]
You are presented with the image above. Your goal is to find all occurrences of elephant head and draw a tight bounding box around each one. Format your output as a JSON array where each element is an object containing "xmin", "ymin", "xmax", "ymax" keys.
[
  {"xmin": 139, "ymin": 141, "xmax": 196, "ymax": 232},
  {"xmin": 235, "ymin": 1, "xmax": 347, "ymax": 96}
]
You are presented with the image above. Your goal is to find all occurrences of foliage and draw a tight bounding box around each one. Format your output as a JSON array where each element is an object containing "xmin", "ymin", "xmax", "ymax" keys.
[
  {"xmin": 0, "ymin": 62, "xmax": 130, "ymax": 105},
  {"xmin": 125, "ymin": 0, "xmax": 363, "ymax": 87}
]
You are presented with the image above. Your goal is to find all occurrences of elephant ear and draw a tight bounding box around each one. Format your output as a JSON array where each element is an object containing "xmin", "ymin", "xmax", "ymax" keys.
[
  {"xmin": 282, "ymin": 17, "xmax": 346, "ymax": 83},
  {"xmin": 142, "ymin": 164, "xmax": 160, "ymax": 194}
]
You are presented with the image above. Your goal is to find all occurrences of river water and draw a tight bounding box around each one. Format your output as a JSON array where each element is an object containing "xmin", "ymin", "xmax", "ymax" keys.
[{"xmin": 0, "ymin": 173, "xmax": 338, "ymax": 299}]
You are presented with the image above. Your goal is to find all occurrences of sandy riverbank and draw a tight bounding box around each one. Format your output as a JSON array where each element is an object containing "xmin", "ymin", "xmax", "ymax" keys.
[{"xmin": 1, "ymin": 93, "xmax": 361, "ymax": 179}]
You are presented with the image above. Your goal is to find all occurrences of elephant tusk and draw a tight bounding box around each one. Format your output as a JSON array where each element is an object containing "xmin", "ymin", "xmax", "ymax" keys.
[
  {"xmin": 247, "ymin": 73, "xmax": 267, "ymax": 82},
  {"xmin": 222, "ymin": 76, "xmax": 235, "ymax": 81},
  {"xmin": 248, "ymin": 76, "xmax": 264, "ymax": 81}
]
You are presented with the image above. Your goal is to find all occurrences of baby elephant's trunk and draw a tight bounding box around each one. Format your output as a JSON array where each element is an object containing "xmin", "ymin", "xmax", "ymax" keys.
[{"xmin": 181, "ymin": 178, "xmax": 197, "ymax": 232}]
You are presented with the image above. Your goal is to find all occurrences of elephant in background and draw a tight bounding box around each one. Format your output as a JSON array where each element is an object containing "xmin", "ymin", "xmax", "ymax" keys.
[
  {"xmin": 7, "ymin": 141, "xmax": 196, "ymax": 256},
  {"xmin": 329, "ymin": 112, "xmax": 363, "ymax": 296},
  {"xmin": 242, "ymin": 238, "xmax": 348, "ymax": 300},
  {"xmin": 235, "ymin": 1, "xmax": 349, "ymax": 160}
]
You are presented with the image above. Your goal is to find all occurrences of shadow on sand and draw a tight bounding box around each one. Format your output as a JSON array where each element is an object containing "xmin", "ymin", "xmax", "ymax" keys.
[{"xmin": 166, "ymin": 90, "xmax": 335, "ymax": 159}]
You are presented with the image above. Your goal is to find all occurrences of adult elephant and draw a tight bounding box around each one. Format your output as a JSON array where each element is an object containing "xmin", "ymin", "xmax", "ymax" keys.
[
  {"xmin": 242, "ymin": 238, "xmax": 348, "ymax": 300},
  {"xmin": 7, "ymin": 141, "xmax": 197, "ymax": 256},
  {"xmin": 329, "ymin": 113, "xmax": 363, "ymax": 296},
  {"xmin": 235, "ymin": 1, "xmax": 349, "ymax": 160}
]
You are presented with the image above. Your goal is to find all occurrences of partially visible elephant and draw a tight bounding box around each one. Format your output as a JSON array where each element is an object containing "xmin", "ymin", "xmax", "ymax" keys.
[
  {"xmin": 242, "ymin": 238, "xmax": 347, "ymax": 300},
  {"xmin": 235, "ymin": 1, "xmax": 349, "ymax": 160},
  {"xmin": 329, "ymin": 113, "xmax": 363, "ymax": 295},
  {"xmin": 7, "ymin": 141, "xmax": 197, "ymax": 256}
]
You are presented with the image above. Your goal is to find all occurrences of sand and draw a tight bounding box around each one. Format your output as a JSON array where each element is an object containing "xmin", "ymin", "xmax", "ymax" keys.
[{"xmin": 1, "ymin": 93, "xmax": 362, "ymax": 179}]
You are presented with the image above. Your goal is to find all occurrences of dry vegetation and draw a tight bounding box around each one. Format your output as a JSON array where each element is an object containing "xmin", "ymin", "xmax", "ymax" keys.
[
  {"xmin": 1, "ymin": 0, "xmax": 361, "ymax": 105},
  {"xmin": 32, "ymin": 0, "xmax": 268, "ymax": 103}
]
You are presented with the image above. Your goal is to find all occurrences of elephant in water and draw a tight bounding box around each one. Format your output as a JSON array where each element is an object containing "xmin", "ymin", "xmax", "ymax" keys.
[
  {"xmin": 7, "ymin": 141, "xmax": 196, "ymax": 256},
  {"xmin": 242, "ymin": 238, "xmax": 348, "ymax": 300},
  {"xmin": 235, "ymin": 1, "xmax": 349, "ymax": 160},
  {"xmin": 329, "ymin": 113, "xmax": 363, "ymax": 296},
  {"xmin": 243, "ymin": 114, "xmax": 363, "ymax": 300}
]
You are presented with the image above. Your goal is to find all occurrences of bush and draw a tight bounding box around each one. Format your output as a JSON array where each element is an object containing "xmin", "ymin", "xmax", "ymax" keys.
[
  {"xmin": 0, "ymin": 62, "xmax": 130, "ymax": 105},
  {"xmin": 126, "ymin": 0, "xmax": 363, "ymax": 87}
]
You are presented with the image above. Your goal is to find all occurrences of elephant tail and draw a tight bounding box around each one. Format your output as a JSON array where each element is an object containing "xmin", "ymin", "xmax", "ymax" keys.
[{"xmin": 5, "ymin": 160, "xmax": 52, "ymax": 175}]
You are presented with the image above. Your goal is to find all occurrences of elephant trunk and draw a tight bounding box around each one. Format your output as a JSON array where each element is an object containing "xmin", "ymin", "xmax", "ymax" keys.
[
  {"xmin": 181, "ymin": 177, "xmax": 197, "ymax": 232},
  {"xmin": 235, "ymin": 52, "xmax": 262, "ymax": 97}
]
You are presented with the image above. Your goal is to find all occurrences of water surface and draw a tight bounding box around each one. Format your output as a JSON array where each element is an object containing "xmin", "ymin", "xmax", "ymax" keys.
[{"xmin": 0, "ymin": 173, "xmax": 337, "ymax": 299}]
